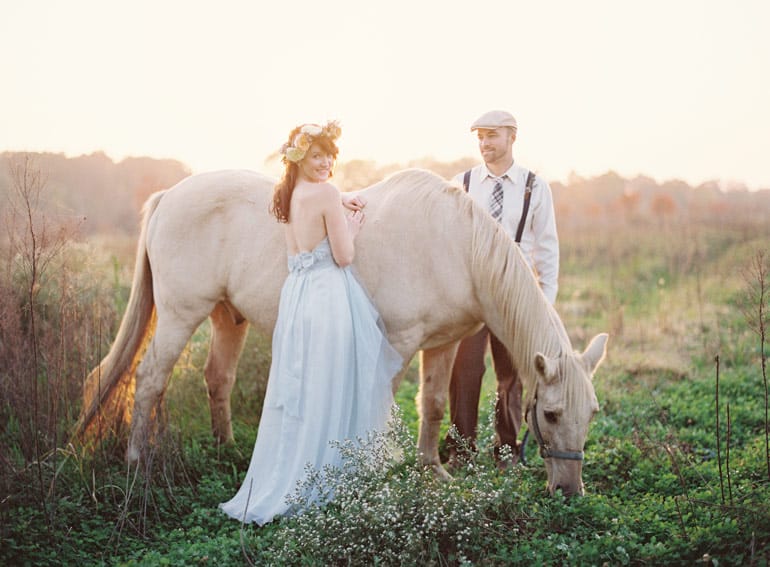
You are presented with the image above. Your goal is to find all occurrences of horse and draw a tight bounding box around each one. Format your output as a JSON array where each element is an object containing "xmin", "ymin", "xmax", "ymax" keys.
[{"xmin": 75, "ymin": 168, "xmax": 608, "ymax": 496}]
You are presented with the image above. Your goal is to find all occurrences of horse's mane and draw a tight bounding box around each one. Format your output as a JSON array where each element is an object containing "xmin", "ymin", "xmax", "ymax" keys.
[
  {"xmin": 368, "ymin": 168, "xmax": 467, "ymax": 205},
  {"xmin": 466, "ymin": 201, "xmax": 593, "ymax": 411},
  {"xmin": 376, "ymin": 169, "xmax": 591, "ymax": 411}
]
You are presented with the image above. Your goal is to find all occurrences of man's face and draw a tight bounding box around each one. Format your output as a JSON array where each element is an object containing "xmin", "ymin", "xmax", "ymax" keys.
[{"xmin": 476, "ymin": 127, "xmax": 515, "ymax": 166}]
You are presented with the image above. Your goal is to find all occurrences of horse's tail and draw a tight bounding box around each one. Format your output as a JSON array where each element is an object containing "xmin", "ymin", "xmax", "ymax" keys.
[{"xmin": 73, "ymin": 190, "xmax": 166, "ymax": 443}]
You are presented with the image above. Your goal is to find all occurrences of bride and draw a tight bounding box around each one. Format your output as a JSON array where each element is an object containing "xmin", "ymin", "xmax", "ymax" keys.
[{"xmin": 219, "ymin": 121, "xmax": 403, "ymax": 525}]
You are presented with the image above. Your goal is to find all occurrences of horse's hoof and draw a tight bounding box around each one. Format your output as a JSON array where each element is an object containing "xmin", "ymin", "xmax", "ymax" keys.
[{"xmin": 430, "ymin": 463, "xmax": 453, "ymax": 481}]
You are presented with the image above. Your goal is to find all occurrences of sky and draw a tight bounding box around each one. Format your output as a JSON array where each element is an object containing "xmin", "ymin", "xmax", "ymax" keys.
[{"xmin": 1, "ymin": 0, "xmax": 769, "ymax": 189}]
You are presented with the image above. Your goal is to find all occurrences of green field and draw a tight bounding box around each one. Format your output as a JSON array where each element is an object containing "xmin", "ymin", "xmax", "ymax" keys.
[{"xmin": 1, "ymin": 201, "xmax": 769, "ymax": 565}]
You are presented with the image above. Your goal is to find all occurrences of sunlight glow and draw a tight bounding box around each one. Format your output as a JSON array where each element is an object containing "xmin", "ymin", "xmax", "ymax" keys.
[{"xmin": 1, "ymin": 0, "xmax": 769, "ymax": 189}]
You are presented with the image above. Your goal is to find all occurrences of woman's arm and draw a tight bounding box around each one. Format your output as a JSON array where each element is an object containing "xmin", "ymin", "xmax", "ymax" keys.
[{"xmin": 321, "ymin": 184, "xmax": 364, "ymax": 267}]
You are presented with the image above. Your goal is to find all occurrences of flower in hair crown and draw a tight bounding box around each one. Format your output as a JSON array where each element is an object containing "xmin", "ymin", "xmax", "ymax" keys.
[{"xmin": 281, "ymin": 120, "xmax": 342, "ymax": 163}]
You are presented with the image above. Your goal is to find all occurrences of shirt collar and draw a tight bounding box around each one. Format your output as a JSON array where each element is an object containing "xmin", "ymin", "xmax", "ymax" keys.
[{"xmin": 480, "ymin": 161, "xmax": 518, "ymax": 182}]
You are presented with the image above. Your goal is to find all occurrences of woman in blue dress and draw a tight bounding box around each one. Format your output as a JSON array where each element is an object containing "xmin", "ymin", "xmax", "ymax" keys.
[{"xmin": 219, "ymin": 121, "xmax": 403, "ymax": 525}]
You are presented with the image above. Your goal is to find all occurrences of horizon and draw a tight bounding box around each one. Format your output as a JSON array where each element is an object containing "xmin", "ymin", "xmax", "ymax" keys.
[
  {"xmin": 4, "ymin": 147, "xmax": 765, "ymax": 193},
  {"xmin": 2, "ymin": 1, "xmax": 769, "ymax": 191}
]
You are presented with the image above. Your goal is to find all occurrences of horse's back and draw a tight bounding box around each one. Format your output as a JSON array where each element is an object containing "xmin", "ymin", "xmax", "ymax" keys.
[
  {"xmin": 150, "ymin": 169, "xmax": 274, "ymax": 229},
  {"xmin": 145, "ymin": 170, "xmax": 286, "ymax": 332},
  {"xmin": 141, "ymin": 167, "xmax": 481, "ymax": 349},
  {"xmin": 351, "ymin": 169, "xmax": 482, "ymax": 350}
]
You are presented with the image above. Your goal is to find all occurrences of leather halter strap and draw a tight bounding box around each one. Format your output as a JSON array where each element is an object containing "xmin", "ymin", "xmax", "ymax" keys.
[{"xmin": 526, "ymin": 397, "xmax": 585, "ymax": 462}]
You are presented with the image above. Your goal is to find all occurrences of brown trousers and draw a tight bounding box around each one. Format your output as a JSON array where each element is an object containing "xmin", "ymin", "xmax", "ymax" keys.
[{"xmin": 445, "ymin": 325, "xmax": 522, "ymax": 459}]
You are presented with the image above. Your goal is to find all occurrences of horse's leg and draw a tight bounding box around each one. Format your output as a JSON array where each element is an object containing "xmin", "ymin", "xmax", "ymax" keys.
[
  {"xmin": 417, "ymin": 340, "xmax": 460, "ymax": 481},
  {"xmin": 205, "ymin": 301, "xmax": 249, "ymax": 444},
  {"xmin": 127, "ymin": 314, "xmax": 200, "ymax": 463}
]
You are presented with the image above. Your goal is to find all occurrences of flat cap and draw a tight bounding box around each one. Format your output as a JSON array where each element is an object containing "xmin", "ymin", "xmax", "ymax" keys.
[{"xmin": 470, "ymin": 110, "xmax": 517, "ymax": 132}]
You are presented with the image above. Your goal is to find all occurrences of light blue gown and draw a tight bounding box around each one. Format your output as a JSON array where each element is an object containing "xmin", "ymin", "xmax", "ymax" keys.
[{"xmin": 219, "ymin": 237, "xmax": 402, "ymax": 525}]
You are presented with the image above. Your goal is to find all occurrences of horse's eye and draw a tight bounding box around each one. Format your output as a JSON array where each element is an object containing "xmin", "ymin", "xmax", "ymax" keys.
[{"xmin": 543, "ymin": 411, "xmax": 559, "ymax": 424}]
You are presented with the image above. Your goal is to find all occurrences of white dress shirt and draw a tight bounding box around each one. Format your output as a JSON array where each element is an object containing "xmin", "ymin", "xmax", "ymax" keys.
[{"xmin": 453, "ymin": 162, "xmax": 559, "ymax": 304}]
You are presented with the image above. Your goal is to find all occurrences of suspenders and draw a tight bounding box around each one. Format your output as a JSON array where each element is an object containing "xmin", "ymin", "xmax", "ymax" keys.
[{"xmin": 463, "ymin": 169, "xmax": 536, "ymax": 244}]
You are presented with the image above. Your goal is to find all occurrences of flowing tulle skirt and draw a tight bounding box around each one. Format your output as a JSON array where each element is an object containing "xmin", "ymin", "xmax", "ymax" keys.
[{"xmin": 219, "ymin": 238, "xmax": 402, "ymax": 525}]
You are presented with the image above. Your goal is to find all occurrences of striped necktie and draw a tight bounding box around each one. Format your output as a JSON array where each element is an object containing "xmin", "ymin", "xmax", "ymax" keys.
[{"xmin": 489, "ymin": 178, "xmax": 504, "ymax": 221}]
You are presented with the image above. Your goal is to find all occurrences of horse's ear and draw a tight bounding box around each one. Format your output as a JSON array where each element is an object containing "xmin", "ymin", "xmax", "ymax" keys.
[
  {"xmin": 582, "ymin": 333, "xmax": 609, "ymax": 375},
  {"xmin": 534, "ymin": 352, "xmax": 559, "ymax": 383}
]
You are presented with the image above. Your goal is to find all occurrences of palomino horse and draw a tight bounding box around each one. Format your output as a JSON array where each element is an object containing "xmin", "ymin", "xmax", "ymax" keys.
[{"xmin": 75, "ymin": 168, "xmax": 607, "ymax": 496}]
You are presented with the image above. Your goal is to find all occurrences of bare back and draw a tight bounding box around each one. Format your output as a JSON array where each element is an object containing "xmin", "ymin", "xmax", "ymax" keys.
[
  {"xmin": 284, "ymin": 181, "xmax": 356, "ymax": 266},
  {"xmin": 284, "ymin": 182, "xmax": 329, "ymax": 254}
]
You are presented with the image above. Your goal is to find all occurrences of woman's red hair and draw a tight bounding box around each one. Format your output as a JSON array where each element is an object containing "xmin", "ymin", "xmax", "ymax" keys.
[{"xmin": 270, "ymin": 127, "xmax": 340, "ymax": 223}]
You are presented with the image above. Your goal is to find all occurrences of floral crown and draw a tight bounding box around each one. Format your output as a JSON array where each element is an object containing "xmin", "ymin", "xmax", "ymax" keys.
[{"xmin": 281, "ymin": 120, "xmax": 342, "ymax": 163}]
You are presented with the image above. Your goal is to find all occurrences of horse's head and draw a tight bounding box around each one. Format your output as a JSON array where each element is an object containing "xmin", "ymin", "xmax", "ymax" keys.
[{"xmin": 526, "ymin": 333, "xmax": 608, "ymax": 497}]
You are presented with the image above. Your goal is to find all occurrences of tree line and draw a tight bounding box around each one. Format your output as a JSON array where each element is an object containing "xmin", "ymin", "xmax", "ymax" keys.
[{"xmin": 1, "ymin": 151, "xmax": 768, "ymax": 237}]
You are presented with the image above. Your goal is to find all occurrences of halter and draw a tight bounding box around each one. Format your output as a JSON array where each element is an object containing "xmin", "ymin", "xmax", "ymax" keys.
[{"xmin": 525, "ymin": 395, "xmax": 585, "ymax": 462}]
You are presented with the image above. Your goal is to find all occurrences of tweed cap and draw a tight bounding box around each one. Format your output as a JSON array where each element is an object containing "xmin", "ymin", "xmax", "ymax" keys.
[{"xmin": 470, "ymin": 110, "xmax": 518, "ymax": 132}]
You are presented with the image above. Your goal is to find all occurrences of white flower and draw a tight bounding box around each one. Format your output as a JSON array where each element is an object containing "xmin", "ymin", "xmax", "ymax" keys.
[{"xmin": 300, "ymin": 124, "xmax": 323, "ymax": 136}]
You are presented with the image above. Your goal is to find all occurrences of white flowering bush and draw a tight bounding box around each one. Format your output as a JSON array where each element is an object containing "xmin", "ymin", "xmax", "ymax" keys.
[{"xmin": 247, "ymin": 405, "xmax": 533, "ymax": 565}]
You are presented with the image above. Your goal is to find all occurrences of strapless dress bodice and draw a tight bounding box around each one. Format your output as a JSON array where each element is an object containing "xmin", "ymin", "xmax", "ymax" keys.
[{"xmin": 287, "ymin": 237, "xmax": 334, "ymax": 274}]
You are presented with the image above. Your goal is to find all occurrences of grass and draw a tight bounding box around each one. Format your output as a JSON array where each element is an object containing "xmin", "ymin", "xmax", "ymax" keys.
[{"xmin": 1, "ymin": 220, "xmax": 769, "ymax": 565}]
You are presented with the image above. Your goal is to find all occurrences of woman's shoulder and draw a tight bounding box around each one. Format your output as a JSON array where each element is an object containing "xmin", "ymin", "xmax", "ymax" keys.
[
  {"xmin": 293, "ymin": 182, "xmax": 340, "ymax": 213},
  {"xmin": 296, "ymin": 180, "xmax": 339, "ymax": 194},
  {"xmin": 304, "ymin": 182, "xmax": 340, "ymax": 204},
  {"xmin": 316, "ymin": 181, "xmax": 340, "ymax": 196}
]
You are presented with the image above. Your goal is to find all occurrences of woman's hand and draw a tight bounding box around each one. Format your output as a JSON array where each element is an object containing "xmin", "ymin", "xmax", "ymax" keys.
[
  {"xmin": 342, "ymin": 194, "xmax": 367, "ymax": 212},
  {"xmin": 346, "ymin": 209, "xmax": 365, "ymax": 239}
]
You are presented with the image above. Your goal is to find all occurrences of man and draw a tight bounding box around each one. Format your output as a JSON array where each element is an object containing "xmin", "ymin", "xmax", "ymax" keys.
[{"xmin": 446, "ymin": 109, "xmax": 559, "ymax": 469}]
